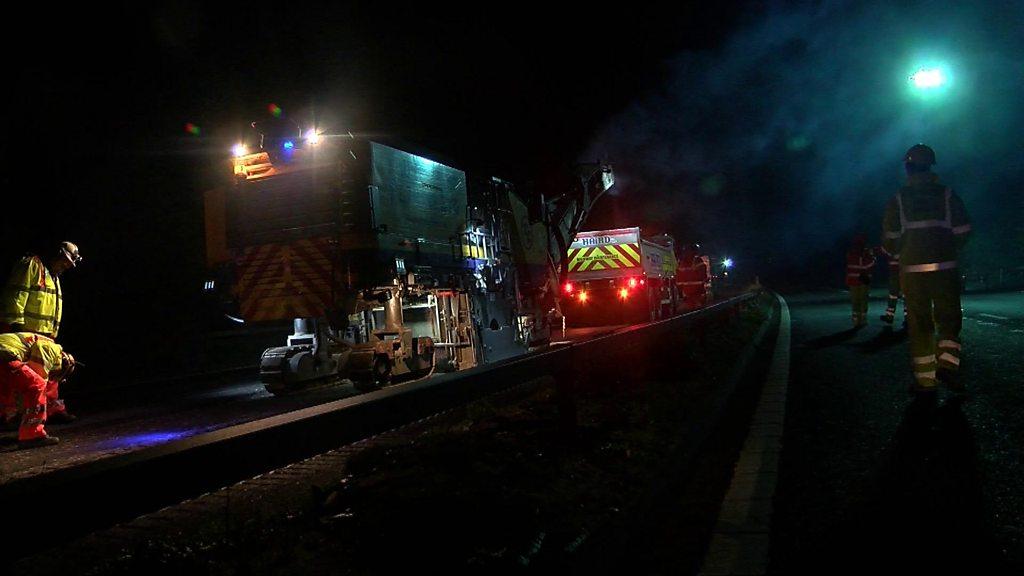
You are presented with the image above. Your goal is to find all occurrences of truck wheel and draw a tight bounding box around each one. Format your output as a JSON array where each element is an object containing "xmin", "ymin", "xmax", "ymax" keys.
[{"xmin": 372, "ymin": 355, "xmax": 393, "ymax": 387}]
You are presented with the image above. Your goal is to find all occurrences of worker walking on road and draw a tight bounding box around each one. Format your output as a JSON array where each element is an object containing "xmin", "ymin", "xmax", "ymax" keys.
[
  {"xmin": 0, "ymin": 332, "xmax": 75, "ymax": 448},
  {"xmin": 882, "ymin": 144, "xmax": 970, "ymax": 394},
  {"xmin": 846, "ymin": 234, "xmax": 875, "ymax": 327},
  {"xmin": 877, "ymin": 246, "xmax": 907, "ymax": 326},
  {"xmin": 1, "ymin": 241, "xmax": 82, "ymax": 423}
]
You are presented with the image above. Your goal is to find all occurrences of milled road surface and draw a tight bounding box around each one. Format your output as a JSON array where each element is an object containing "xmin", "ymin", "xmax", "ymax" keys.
[
  {"xmin": 0, "ymin": 325, "xmax": 626, "ymax": 482},
  {"xmin": 770, "ymin": 289, "xmax": 1024, "ymax": 573}
]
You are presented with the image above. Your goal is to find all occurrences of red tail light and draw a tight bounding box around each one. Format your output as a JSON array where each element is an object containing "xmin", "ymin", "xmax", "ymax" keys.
[
  {"xmin": 640, "ymin": 278, "xmax": 646, "ymax": 286},
  {"xmin": 628, "ymin": 277, "xmax": 638, "ymax": 288},
  {"xmin": 578, "ymin": 291, "xmax": 589, "ymax": 303},
  {"xmin": 564, "ymin": 282, "xmax": 574, "ymax": 294},
  {"xmin": 618, "ymin": 288, "xmax": 629, "ymax": 300}
]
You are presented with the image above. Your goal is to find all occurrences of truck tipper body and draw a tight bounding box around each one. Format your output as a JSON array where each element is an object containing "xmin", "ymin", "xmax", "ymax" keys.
[{"xmin": 562, "ymin": 227, "xmax": 679, "ymax": 323}]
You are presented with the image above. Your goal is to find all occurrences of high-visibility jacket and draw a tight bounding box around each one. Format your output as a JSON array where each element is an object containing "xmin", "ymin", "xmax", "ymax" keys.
[
  {"xmin": 877, "ymin": 246, "xmax": 900, "ymax": 272},
  {"xmin": 846, "ymin": 248, "xmax": 875, "ymax": 286},
  {"xmin": 882, "ymin": 173, "xmax": 971, "ymax": 273},
  {"xmin": 2, "ymin": 256, "xmax": 62, "ymax": 338},
  {"xmin": 0, "ymin": 332, "xmax": 63, "ymax": 380},
  {"xmin": 678, "ymin": 257, "xmax": 710, "ymax": 293}
]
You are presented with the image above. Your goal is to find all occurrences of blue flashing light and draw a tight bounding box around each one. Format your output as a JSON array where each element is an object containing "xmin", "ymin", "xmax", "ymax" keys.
[
  {"xmin": 283, "ymin": 140, "xmax": 295, "ymax": 150},
  {"xmin": 722, "ymin": 258, "xmax": 734, "ymax": 269}
]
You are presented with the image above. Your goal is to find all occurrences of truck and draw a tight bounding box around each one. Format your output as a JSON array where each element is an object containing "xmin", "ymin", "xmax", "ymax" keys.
[
  {"xmin": 203, "ymin": 118, "xmax": 612, "ymax": 393},
  {"xmin": 561, "ymin": 227, "xmax": 679, "ymax": 324}
]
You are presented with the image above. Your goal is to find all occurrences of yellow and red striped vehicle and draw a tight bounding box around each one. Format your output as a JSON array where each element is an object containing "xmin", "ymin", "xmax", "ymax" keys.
[{"xmin": 563, "ymin": 227, "xmax": 679, "ymax": 324}]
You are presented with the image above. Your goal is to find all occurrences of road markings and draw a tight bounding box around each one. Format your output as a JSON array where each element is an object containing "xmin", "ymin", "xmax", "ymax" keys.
[
  {"xmin": 700, "ymin": 294, "xmax": 790, "ymax": 576},
  {"xmin": 978, "ymin": 313, "xmax": 1009, "ymax": 321}
]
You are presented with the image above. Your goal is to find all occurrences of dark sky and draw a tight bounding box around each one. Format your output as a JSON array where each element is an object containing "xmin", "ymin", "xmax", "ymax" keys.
[
  {"xmin": 3, "ymin": 2, "xmax": 1021, "ymax": 376},
  {"xmin": 584, "ymin": 1, "xmax": 1024, "ymax": 279},
  {"xmin": 3, "ymin": 2, "xmax": 751, "ymax": 259}
]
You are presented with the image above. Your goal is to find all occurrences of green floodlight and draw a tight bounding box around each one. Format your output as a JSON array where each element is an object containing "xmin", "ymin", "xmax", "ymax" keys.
[{"xmin": 911, "ymin": 67, "xmax": 946, "ymax": 89}]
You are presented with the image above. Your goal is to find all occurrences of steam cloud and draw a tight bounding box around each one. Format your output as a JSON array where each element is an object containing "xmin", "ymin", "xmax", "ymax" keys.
[{"xmin": 587, "ymin": 1, "xmax": 1024, "ymax": 278}]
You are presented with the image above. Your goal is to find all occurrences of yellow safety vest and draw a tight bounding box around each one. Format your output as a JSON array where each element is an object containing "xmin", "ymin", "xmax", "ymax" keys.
[
  {"xmin": 882, "ymin": 174, "xmax": 970, "ymax": 273},
  {"xmin": 2, "ymin": 256, "xmax": 62, "ymax": 337},
  {"xmin": 0, "ymin": 332, "xmax": 63, "ymax": 379}
]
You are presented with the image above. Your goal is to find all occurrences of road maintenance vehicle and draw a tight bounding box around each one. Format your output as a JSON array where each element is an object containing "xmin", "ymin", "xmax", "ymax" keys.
[
  {"xmin": 204, "ymin": 118, "xmax": 612, "ymax": 393},
  {"xmin": 561, "ymin": 228, "xmax": 679, "ymax": 325}
]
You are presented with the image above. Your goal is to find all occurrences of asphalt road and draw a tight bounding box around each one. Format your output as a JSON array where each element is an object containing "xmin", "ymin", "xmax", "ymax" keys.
[
  {"xmin": 0, "ymin": 324, "xmax": 627, "ymax": 483},
  {"xmin": 769, "ymin": 289, "xmax": 1024, "ymax": 573}
]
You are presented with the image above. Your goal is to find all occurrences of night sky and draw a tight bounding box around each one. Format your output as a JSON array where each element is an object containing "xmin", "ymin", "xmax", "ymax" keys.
[{"xmin": 3, "ymin": 2, "xmax": 1022, "ymax": 381}]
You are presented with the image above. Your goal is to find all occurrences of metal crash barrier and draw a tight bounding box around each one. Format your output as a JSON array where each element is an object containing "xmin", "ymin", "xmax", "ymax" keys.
[{"xmin": 0, "ymin": 291, "xmax": 759, "ymax": 562}]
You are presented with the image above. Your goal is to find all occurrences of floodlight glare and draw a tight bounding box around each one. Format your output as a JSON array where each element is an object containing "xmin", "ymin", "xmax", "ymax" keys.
[{"xmin": 911, "ymin": 68, "xmax": 945, "ymax": 89}]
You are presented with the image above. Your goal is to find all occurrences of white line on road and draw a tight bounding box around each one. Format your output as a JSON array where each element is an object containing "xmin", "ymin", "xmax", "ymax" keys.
[
  {"xmin": 700, "ymin": 293, "xmax": 791, "ymax": 576},
  {"xmin": 978, "ymin": 313, "xmax": 1010, "ymax": 321}
]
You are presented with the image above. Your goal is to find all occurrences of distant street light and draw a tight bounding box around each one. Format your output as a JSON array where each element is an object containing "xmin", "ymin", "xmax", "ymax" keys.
[{"xmin": 722, "ymin": 258, "xmax": 734, "ymax": 269}]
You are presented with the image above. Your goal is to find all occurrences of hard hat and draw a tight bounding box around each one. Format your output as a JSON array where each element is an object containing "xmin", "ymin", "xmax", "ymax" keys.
[
  {"xmin": 904, "ymin": 144, "xmax": 936, "ymax": 166},
  {"xmin": 59, "ymin": 241, "xmax": 82, "ymax": 267}
]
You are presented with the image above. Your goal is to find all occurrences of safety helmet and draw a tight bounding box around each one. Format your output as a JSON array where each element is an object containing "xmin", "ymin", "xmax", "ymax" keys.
[
  {"xmin": 904, "ymin": 144, "xmax": 936, "ymax": 166},
  {"xmin": 59, "ymin": 241, "xmax": 82, "ymax": 267}
]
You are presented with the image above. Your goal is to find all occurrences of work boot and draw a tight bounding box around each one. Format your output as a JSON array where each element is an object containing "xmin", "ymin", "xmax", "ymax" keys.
[
  {"xmin": 17, "ymin": 435, "xmax": 59, "ymax": 449},
  {"xmin": 47, "ymin": 411, "xmax": 78, "ymax": 424}
]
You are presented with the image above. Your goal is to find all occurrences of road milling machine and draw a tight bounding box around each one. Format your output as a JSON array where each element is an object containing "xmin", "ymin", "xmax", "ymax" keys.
[{"xmin": 204, "ymin": 119, "xmax": 612, "ymax": 393}]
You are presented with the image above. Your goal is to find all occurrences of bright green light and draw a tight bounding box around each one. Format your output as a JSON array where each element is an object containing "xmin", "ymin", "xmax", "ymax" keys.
[{"xmin": 911, "ymin": 68, "xmax": 945, "ymax": 89}]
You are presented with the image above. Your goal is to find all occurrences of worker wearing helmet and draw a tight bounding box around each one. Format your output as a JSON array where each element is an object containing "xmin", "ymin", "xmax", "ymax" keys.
[
  {"xmin": 845, "ymin": 234, "xmax": 875, "ymax": 327},
  {"xmin": 677, "ymin": 243, "xmax": 710, "ymax": 311},
  {"xmin": 0, "ymin": 332, "xmax": 74, "ymax": 448},
  {"xmin": 882, "ymin": 144, "xmax": 971, "ymax": 394},
  {"xmin": 1, "ymin": 241, "xmax": 82, "ymax": 423}
]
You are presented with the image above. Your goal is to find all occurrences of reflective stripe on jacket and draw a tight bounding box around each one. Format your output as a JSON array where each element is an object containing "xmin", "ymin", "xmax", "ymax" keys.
[
  {"xmin": 877, "ymin": 246, "xmax": 900, "ymax": 270},
  {"xmin": 0, "ymin": 332, "xmax": 63, "ymax": 379},
  {"xmin": 846, "ymin": 248, "xmax": 875, "ymax": 286},
  {"xmin": 2, "ymin": 256, "xmax": 62, "ymax": 337},
  {"xmin": 882, "ymin": 174, "xmax": 970, "ymax": 273},
  {"xmin": 678, "ymin": 258, "xmax": 710, "ymax": 290}
]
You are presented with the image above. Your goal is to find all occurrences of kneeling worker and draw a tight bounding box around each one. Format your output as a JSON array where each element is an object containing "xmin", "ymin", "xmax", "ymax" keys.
[{"xmin": 0, "ymin": 332, "xmax": 74, "ymax": 448}]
